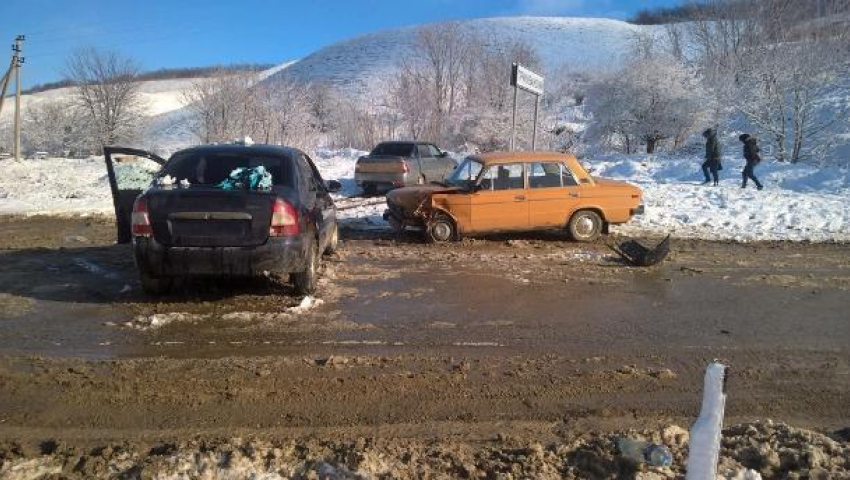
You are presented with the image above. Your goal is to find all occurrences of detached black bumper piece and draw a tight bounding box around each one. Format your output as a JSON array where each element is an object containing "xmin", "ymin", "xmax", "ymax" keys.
[
  {"xmin": 631, "ymin": 204, "xmax": 645, "ymax": 216},
  {"xmin": 133, "ymin": 236, "xmax": 308, "ymax": 277}
]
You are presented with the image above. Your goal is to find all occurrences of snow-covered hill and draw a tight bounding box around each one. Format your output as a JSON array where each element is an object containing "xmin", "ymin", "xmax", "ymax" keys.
[{"xmin": 269, "ymin": 17, "xmax": 662, "ymax": 97}]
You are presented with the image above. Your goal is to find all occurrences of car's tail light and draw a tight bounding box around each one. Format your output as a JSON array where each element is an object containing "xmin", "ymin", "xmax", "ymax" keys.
[
  {"xmin": 270, "ymin": 198, "xmax": 300, "ymax": 237},
  {"xmin": 131, "ymin": 197, "xmax": 152, "ymax": 237}
]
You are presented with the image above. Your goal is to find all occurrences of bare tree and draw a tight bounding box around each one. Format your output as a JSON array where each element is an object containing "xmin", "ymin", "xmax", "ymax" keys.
[
  {"xmin": 258, "ymin": 78, "xmax": 317, "ymax": 149},
  {"xmin": 680, "ymin": 0, "xmax": 850, "ymax": 162},
  {"xmin": 181, "ymin": 70, "xmax": 256, "ymax": 143},
  {"xmin": 388, "ymin": 25, "xmax": 542, "ymax": 152},
  {"xmin": 65, "ymin": 47, "xmax": 146, "ymax": 147},
  {"xmin": 395, "ymin": 22, "xmax": 477, "ymax": 144},
  {"xmin": 308, "ymin": 82, "xmax": 338, "ymax": 135},
  {"xmin": 331, "ymin": 96, "xmax": 380, "ymax": 150},
  {"xmin": 23, "ymin": 99, "xmax": 92, "ymax": 156},
  {"xmin": 587, "ymin": 53, "xmax": 713, "ymax": 154}
]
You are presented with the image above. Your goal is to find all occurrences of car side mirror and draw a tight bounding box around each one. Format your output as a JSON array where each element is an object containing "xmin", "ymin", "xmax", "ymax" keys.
[
  {"xmin": 326, "ymin": 180, "xmax": 342, "ymax": 193},
  {"xmin": 438, "ymin": 152, "xmax": 449, "ymax": 158}
]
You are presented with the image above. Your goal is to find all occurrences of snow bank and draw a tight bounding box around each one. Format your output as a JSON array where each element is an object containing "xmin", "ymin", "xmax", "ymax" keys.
[
  {"xmin": 587, "ymin": 154, "xmax": 850, "ymax": 242},
  {"xmin": 0, "ymin": 157, "xmax": 114, "ymax": 216},
  {"xmin": 2, "ymin": 150, "xmax": 848, "ymax": 242}
]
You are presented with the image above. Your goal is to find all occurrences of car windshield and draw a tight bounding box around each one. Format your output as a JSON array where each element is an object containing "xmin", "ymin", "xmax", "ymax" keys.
[
  {"xmin": 160, "ymin": 152, "xmax": 295, "ymax": 187},
  {"xmin": 445, "ymin": 157, "xmax": 484, "ymax": 188},
  {"xmin": 370, "ymin": 143, "xmax": 414, "ymax": 157}
]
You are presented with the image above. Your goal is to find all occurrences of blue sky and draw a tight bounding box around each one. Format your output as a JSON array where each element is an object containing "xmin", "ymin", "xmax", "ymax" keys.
[{"xmin": 1, "ymin": 0, "xmax": 681, "ymax": 88}]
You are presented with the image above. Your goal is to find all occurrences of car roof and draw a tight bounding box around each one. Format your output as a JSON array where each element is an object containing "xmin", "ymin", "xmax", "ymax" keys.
[
  {"xmin": 376, "ymin": 141, "xmax": 431, "ymax": 146},
  {"xmin": 171, "ymin": 144, "xmax": 304, "ymax": 159},
  {"xmin": 470, "ymin": 151, "xmax": 577, "ymax": 166}
]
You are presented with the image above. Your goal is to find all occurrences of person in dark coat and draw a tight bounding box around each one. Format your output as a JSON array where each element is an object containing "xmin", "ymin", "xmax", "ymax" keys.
[
  {"xmin": 701, "ymin": 128, "xmax": 722, "ymax": 186},
  {"xmin": 739, "ymin": 133, "xmax": 764, "ymax": 190}
]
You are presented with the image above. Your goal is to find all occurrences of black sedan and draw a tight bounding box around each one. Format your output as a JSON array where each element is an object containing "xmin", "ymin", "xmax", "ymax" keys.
[{"xmin": 104, "ymin": 144, "xmax": 341, "ymax": 295}]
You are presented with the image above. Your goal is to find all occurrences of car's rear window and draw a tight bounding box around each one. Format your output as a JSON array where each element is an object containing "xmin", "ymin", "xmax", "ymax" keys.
[
  {"xmin": 161, "ymin": 152, "xmax": 295, "ymax": 187},
  {"xmin": 371, "ymin": 143, "xmax": 414, "ymax": 157}
]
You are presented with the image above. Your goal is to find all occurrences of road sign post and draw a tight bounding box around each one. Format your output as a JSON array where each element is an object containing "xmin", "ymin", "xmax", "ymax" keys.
[{"xmin": 510, "ymin": 63, "xmax": 544, "ymax": 151}]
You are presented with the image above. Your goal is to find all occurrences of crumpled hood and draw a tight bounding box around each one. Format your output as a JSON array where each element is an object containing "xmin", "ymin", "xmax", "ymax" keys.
[{"xmin": 386, "ymin": 185, "xmax": 460, "ymax": 213}]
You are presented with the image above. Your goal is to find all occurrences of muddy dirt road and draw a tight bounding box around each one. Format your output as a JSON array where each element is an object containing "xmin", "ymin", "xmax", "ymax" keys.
[{"xmin": 1, "ymin": 215, "xmax": 849, "ymax": 477}]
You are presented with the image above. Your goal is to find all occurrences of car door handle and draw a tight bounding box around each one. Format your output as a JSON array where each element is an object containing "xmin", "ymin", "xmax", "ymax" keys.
[
  {"xmin": 514, "ymin": 195, "xmax": 526, "ymax": 201},
  {"xmin": 568, "ymin": 192, "xmax": 580, "ymax": 198}
]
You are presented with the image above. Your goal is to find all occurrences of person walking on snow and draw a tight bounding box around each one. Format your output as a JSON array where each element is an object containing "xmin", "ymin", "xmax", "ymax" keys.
[
  {"xmin": 701, "ymin": 128, "xmax": 722, "ymax": 186},
  {"xmin": 739, "ymin": 134, "xmax": 764, "ymax": 190}
]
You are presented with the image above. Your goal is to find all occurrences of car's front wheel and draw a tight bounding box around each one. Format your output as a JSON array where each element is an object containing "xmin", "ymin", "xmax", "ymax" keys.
[
  {"xmin": 139, "ymin": 270, "xmax": 172, "ymax": 295},
  {"xmin": 292, "ymin": 239, "xmax": 319, "ymax": 295},
  {"xmin": 568, "ymin": 210, "xmax": 603, "ymax": 242},
  {"xmin": 426, "ymin": 213, "xmax": 457, "ymax": 243}
]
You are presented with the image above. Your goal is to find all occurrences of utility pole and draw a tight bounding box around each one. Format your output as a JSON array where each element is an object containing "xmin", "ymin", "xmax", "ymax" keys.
[{"xmin": 12, "ymin": 35, "xmax": 25, "ymax": 161}]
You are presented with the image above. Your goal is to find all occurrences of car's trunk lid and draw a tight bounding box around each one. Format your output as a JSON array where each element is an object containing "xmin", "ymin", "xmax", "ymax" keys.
[
  {"xmin": 146, "ymin": 186, "xmax": 277, "ymax": 247},
  {"xmin": 356, "ymin": 155, "xmax": 408, "ymax": 173},
  {"xmin": 587, "ymin": 178, "xmax": 642, "ymax": 200}
]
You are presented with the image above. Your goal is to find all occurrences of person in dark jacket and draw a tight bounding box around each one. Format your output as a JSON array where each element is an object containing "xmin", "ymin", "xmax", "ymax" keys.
[
  {"xmin": 739, "ymin": 134, "xmax": 764, "ymax": 190},
  {"xmin": 701, "ymin": 128, "xmax": 722, "ymax": 186}
]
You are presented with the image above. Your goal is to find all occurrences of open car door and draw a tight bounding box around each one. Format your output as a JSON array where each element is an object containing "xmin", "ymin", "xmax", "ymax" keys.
[{"xmin": 104, "ymin": 146, "xmax": 166, "ymax": 244}]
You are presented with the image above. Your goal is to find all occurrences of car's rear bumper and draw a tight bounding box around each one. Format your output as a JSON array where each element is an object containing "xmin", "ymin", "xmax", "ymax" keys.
[
  {"xmin": 355, "ymin": 172, "xmax": 413, "ymax": 189},
  {"xmin": 133, "ymin": 235, "xmax": 308, "ymax": 277}
]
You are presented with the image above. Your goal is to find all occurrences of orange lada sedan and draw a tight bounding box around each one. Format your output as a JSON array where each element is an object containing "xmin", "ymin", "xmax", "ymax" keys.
[{"xmin": 383, "ymin": 151, "xmax": 644, "ymax": 242}]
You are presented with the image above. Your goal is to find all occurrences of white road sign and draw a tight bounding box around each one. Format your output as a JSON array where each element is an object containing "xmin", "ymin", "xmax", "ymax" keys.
[{"xmin": 511, "ymin": 63, "xmax": 544, "ymax": 96}]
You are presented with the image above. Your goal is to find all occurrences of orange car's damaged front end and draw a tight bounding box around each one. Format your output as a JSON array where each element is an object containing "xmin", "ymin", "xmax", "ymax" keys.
[{"xmin": 384, "ymin": 151, "xmax": 644, "ymax": 243}]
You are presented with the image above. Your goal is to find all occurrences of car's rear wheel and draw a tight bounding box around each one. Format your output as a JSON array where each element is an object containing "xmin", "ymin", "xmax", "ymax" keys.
[
  {"xmin": 568, "ymin": 210, "xmax": 603, "ymax": 242},
  {"xmin": 140, "ymin": 270, "xmax": 172, "ymax": 295},
  {"xmin": 292, "ymin": 239, "xmax": 319, "ymax": 295},
  {"xmin": 324, "ymin": 223, "xmax": 340, "ymax": 255},
  {"xmin": 363, "ymin": 184, "xmax": 377, "ymax": 196},
  {"xmin": 426, "ymin": 213, "xmax": 457, "ymax": 243}
]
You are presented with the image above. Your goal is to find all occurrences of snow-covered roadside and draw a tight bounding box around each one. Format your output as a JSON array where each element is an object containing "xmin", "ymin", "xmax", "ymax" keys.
[
  {"xmin": 1, "ymin": 150, "xmax": 848, "ymax": 242},
  {"xmin": 0, "ymin": 157, "xmax": 115, "ymax": 216},
  {"xmin": 588, "ymin": 154, "xmax": 850, "ymax": 242}
]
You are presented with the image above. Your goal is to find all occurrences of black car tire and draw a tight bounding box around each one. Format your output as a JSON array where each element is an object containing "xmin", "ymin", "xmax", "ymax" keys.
[
  {"xmin": 568, "ymin": 210, "xmax": 603, "ymax": 242},
  {"xmin": 426, "ymin": 213, "xmax": 457, "ymax": 243},
  {"xmin": 293, "ymin": 239, "xmax": 319, "ymax": 295},
  {"xmin": 363, "ymin": 184, "xmax": 378, "ymax": 196},
  {"xmin": 324, "ymin": 223, "xmax": 340, "ymax": 255},
  {"xmin": 140, "ymin": 270, "xmax": 172, "ymax": 295}
]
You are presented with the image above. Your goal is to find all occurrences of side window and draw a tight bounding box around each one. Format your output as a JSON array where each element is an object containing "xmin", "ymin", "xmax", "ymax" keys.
[
  {"xmin": 484, "ymin": 163, "xmax": 524, "ymax": 191},
  {"xmin": 561, "ymin": 163, "xmax": 578, "ymax": 186},
  {"xmin": 416, "ymin": 144, "xmax": 431, "ymax": 159},
  {"xmin": 296, "ymin": 155, "xmax": 315, "ymax": 193},
  {"xmin": 301, "ymin": 154, "xmax": 327, "ymax": 192},
  {"xmin": 428, "ymin": 145, "xmax": 442, "ymax": 157},
  {"xmin": 528, "ymin": 162, "xmax": 563, "ymax": 189}
]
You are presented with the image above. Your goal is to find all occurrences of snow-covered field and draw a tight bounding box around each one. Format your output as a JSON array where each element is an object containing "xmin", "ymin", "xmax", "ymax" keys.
[{"xmin": 1, "ymin": 150, "xmax": 848, "ymax": 242}]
